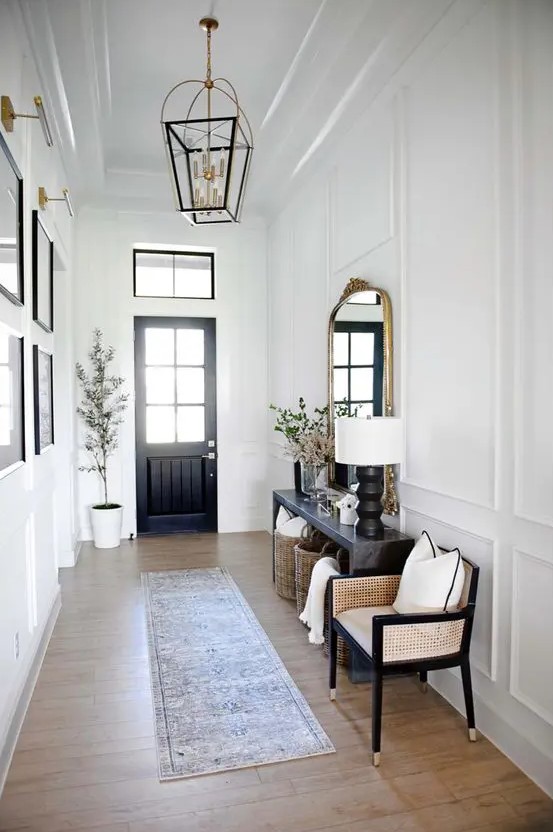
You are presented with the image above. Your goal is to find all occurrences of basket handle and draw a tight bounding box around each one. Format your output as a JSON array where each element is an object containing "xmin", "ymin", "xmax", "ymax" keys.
[{"xmin": 300, "ymin": 524, "xmax": 314, "ymax": 540}]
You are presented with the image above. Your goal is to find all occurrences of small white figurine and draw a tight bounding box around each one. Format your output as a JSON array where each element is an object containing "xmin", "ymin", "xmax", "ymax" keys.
[{"xmin": 336, "ymin": 493, "xmax": 357, "ymax": 526}]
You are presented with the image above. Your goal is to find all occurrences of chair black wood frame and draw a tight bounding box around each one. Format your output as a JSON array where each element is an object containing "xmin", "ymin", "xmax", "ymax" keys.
[{"xmin": 328, "ymin": 557, "xmax": 479, "ymax": 766}]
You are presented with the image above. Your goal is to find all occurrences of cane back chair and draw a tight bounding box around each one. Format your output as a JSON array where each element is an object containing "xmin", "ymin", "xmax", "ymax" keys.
[{"xmin": 328, "ymin": 556, "xmax": 479, "ymax": 766}]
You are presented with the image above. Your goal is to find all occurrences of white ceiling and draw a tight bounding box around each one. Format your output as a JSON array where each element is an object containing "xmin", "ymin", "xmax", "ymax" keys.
[{"xmin": 17, "ymin": 0, "xmax": 453, "ymax": 218}]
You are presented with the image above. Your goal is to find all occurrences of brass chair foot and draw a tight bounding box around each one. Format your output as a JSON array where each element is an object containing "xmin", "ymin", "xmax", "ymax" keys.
[
  {"xmin": 329, "ymin": 688, "xmax": 336, "ymax": 701},
  {"xmin": 372, "ymin": 752, "xmax": 381, "ymax": 767},
  {"xmin": 469, "ymin": 728, "xmax": 477, "ymax": 742},
  {"xmin": 420, "ymin": 681, "xmax": 428, "ymax": 694}
]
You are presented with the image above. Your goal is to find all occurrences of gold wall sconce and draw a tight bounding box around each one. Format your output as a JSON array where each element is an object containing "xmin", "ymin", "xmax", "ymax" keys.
[
  {"xmin": 1, "ymin": 95, "xmax": 54, "ymax": 147},
  {"xmin": 38, "ymin": 186, "xmax": 74, "ymax": 217}
]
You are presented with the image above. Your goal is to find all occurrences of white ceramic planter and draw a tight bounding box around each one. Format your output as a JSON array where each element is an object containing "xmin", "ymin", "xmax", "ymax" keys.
[
  {"xmin": 339, "ymin": 505, "xmax": 357, "ymax": 526},
  {"xmin": 90, "ymin": 506, "xmax": 123, "ymax": 549}
]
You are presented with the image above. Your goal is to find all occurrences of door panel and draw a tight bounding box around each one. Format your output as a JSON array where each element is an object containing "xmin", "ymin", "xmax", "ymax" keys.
[{"xmin": 135, "ymin": 316, "xmax": 217, "ymax": 534}]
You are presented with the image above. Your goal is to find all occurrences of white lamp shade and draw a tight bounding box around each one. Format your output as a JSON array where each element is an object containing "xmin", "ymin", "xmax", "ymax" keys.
[{"xmin": 334, "ymin": 417, "xmax": 404, "ymax": 466}]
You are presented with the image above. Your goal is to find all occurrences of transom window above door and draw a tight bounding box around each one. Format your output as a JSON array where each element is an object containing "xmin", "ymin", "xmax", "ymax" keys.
[
  {"xmin": 134, "ymin": 249, "xmax": 214, "ymax": 299},
  {"xmin": 144, "ymin": 327, "xmax": 206, "ymax": 444}
]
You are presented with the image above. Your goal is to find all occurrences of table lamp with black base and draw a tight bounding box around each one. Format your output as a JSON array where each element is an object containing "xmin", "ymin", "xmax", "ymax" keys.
[{"xmin": 334, "ymin": 416, "xmax": 404, "ymax": 538}]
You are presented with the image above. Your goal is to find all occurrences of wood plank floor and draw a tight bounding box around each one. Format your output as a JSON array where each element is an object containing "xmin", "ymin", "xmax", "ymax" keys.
[{"xmin": 0, "ymin": 532, "xmax": 551, "ymax": 832}]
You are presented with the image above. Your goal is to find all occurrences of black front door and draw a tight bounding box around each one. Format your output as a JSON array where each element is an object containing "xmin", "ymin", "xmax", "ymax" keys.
[{"xmin": 134, "ymin": 316, "xmax": 217, "ymax": 534}]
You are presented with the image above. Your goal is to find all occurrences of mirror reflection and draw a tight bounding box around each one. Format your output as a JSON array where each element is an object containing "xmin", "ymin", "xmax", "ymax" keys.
[
  {"xmin": 329, "ymin": 279, "xmax": 398, "ymax": 508},
  {"xmin": 333, "ymin": 290, "xmax": 384, "ymax": 422},
  {"xmin": 0, "ymin": 135, "xmax": 22, "ymax": 303}
]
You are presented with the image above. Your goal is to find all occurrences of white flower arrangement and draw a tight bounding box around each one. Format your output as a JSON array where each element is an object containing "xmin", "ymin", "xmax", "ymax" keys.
[{"xmin": 336, "ymin": 493, "xmax": 357, "ymax": 510}]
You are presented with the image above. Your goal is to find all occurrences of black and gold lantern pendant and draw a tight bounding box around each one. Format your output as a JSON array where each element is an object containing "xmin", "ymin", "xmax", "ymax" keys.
[{"xmin": 161, "ymin": 17, "xmax": 254, "ymax": 225}]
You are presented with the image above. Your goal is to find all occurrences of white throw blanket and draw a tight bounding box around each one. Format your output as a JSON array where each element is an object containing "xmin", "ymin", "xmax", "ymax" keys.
[{"xmin": 299, "ymin": 556, "xmax": 340, "ymax": 644}]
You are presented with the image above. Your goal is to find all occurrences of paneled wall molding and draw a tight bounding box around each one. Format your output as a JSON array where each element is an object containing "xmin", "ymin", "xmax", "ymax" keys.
[
  {"xmin": 0, "ymin": 588, "xmax": 61, "ymax": 795},
  {"xmin": 265, "ymin": 0, "xmax": 553, "ymax": 793},
  {"xmin": 510, "ymin": 548, "xmax": 553, "ymax": 727},
  {"xmin": 400, "ymin": 477, "xmax": 497, "ymax": 513},
  {"xmin": 400, "ymin": 0, "xmax": 500, "ymax": 511},
  {"xmin": 512, "ymin": 0, "xmax": 553, "ymax": 528}
]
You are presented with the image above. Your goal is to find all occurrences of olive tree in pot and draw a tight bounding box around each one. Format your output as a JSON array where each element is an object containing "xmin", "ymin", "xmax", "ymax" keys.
[{"xmin": 76, "ymin": 329, "xmax": 129, "ymax": 549}]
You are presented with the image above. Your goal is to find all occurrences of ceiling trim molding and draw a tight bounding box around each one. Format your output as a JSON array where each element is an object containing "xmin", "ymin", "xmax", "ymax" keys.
[
  {"xmin": 88, "ymin": 0, "xmax": 112, "ymax": 117},
  {"xmin": 260, "ymin": 0, "xmax": 327, "ymax": 130}
]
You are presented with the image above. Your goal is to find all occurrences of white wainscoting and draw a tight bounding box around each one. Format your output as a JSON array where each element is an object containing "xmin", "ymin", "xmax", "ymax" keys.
[
  {"xmin": 510, "ymin": 549, "xmax": 553, "ymax": 727},
  {"xmin": 267, "ymin": 0, "xmax": 553, "ymax": 796}
]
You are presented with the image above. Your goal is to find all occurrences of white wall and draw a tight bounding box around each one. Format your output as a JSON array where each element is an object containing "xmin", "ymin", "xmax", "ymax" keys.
[
  {"xmin": 74, "ymin": 209, "xmax": 267, "ymax": 538},
  {"xmin": 0, "ymin": 3, "xmax": 77, "ymax": 789},
  {"xmin": 267, "ymin": 0, "xmax": 553, "ymax": 798}
]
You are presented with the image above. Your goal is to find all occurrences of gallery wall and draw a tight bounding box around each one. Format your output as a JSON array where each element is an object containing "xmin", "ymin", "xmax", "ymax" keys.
[
  {"xmin": 267, "ymin": 0, "xmax": 553, "ymax": 797},
  {"xmin": 74, "ymin": 209, "xmax": 267, "ymax": 539},
  {"xmin": 0, "ymin": 4, "xmax": 77, "ymax": 790}
]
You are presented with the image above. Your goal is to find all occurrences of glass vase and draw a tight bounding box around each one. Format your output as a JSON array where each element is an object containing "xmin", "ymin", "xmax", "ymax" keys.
[{"xmin": 300, "ymin": 462, "xmax": 327, "ymax": 501}]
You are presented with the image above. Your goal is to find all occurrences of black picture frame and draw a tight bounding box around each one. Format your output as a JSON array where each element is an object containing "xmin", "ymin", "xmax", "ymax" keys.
[
  {"xmin": 0, "ymin": 324, "xmax": 25, "ymax": 477},
  {"xmin": 32, "ymin": 210, "xmax": 54, "ymax": 332},
  {"xmin": 33, "ymin": 345, "xmax": 54, "ymax": 454},
  {"xmin": 0, "ymin": 132, "xmax": 24, "ymax": 306}
]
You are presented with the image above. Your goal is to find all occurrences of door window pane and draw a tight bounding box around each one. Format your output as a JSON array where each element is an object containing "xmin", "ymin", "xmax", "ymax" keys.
[
  {"xmin": 146, "ymin": 406, "xmax": 175, "ymax": 443},
  {"xmin": 177, "ymin": 406, "xmax": 205, "ymax": 442},
  {"xmin": 350, "ymin": 368, "xmax": 374, "ymax": 401},
  {"xmin": 177, "ymin": 329, "xmax": 204, "ymax": 366},
  {"xmin": 177, "ymin": 368, "xmax": 204, "ymax": 404},
  {"xmin": 333, "ymin": 368, "xmax": 348, "ymax": 403},
  {"xmin": 145, "ymin": 328, "xmax": 174, "ymax": 365},
  {"xmin": 355, "ymin": 402, "xmax": 374, "ymax": 418},
  {"xmin": 333, "ymin": 332, "xmax": 348, "ymax": 366},
  {"xmin": 146, "ymin": 367, "xmax": 175, "ymax": 404},
  {"xmin": 351, "ymin": 332, "xmax": 374, "ymax": 365}
]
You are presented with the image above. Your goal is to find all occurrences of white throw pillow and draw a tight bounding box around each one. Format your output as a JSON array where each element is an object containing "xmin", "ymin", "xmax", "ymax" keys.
[
  {"xmin": 393, "ymin": 530, "xmax": 464, "ymax": 614},
  {"xmin": 278, "ymin": 516, "xmax": 308, "ymax": 538},
  {"xmin": 276, "ymin": 506, "xmax": 293, "ymax": 529}
]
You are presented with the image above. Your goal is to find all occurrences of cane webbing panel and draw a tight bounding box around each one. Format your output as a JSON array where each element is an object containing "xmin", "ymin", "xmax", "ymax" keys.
[
  {"xmin": 382, "ymin": 618, "xmax": 465, "ymax": 663},
  {"xmin": 332, "ymin": 575, "xmax": 400, "ymax": 616}
]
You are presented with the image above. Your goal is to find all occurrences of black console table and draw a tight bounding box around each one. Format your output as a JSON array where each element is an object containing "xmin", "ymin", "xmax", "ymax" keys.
[
  {"xmin": 273, "ymin": 489, "xmax": 413, "ymax": 576},
  {"xmin": 272, "ymin": 489, "xmax": 414, "ymax": 682}
]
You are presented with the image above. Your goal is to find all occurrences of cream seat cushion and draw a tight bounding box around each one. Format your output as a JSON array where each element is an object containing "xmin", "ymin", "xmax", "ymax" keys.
[
  {"xmin": 393, "ymin": 530, "xmax": 464, "ymax": 614},
  {"xmin": 336, "ymin": 606, "xmax": 395, "ymax": 656}
]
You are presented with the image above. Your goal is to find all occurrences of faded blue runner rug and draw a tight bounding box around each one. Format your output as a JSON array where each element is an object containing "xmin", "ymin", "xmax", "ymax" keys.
[{"xmin": 142, "ymin": 567, "xmax": 335, "ymax": 779}]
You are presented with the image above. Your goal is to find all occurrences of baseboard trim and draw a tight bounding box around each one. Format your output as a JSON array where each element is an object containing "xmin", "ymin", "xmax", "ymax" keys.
[
  {"xmin": 0, "ymin": 587, "xmax": 62, "ymax": 796},
  {"xmin": 430, "ymin": 669, "xmax": 553, "ymax": 798}
]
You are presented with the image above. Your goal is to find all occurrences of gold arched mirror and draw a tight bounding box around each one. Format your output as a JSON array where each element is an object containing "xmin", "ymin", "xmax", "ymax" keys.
[{"xmin": 328, "ymin": 277, "xmax": 398, "ymax": 515}]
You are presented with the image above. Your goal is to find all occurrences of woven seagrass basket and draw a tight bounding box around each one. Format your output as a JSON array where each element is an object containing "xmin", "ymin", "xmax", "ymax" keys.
[
  {"xmin": 294, "ymin": 539, "xmax": 343, "ymax": 616},
  {"xmin": 294, "ymin": 539, "xmax": 349, "ymax": 667},
  {"xmin": 274, "ymin": 524, "xmax": 314, "ymax": 600}
]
